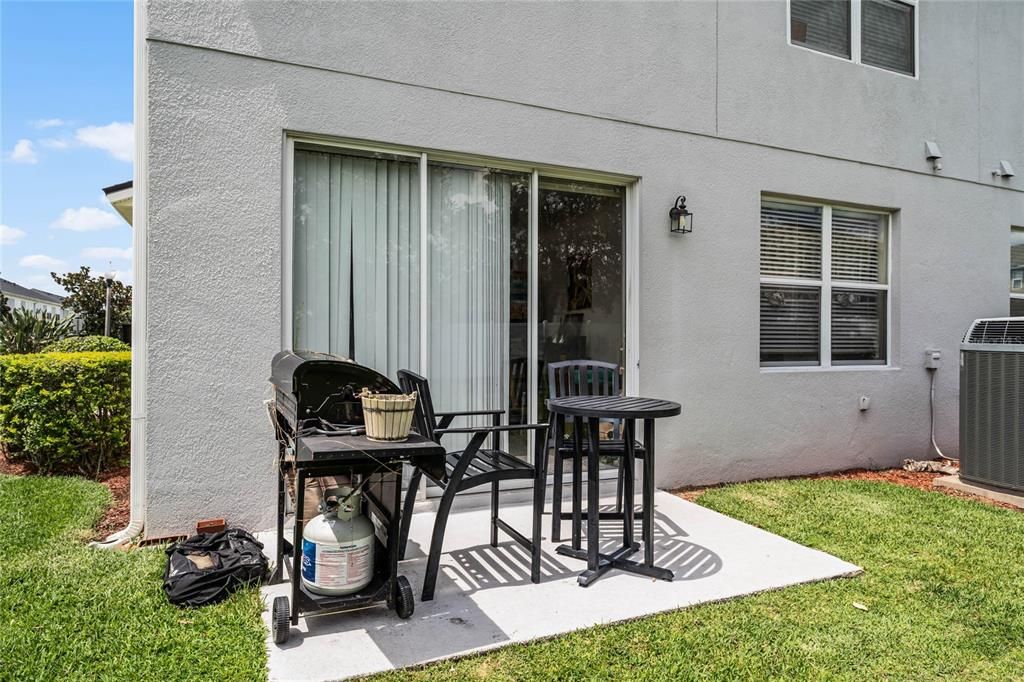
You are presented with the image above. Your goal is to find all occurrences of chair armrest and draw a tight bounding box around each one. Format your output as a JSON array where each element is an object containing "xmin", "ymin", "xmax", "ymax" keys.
[
  {"xmin": 435, "ymin": 409, "xmax": 504, "ymax": 431},
  {"xmin": 435, "ymin": 409, "xmax": 504, "ymax": 418},
  {"xmin": 435, "ymin": 423, "xmax": 547, "ymax": 435}
]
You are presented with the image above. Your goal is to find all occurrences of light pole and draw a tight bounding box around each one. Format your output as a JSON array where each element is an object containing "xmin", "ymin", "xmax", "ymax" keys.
[{"xmin": 103, "ymin": 272, "xmax": 115, "ymax": 337}]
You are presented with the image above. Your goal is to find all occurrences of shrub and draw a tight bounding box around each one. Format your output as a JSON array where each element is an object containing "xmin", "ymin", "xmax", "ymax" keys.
[
  {"xmin": 0, "ymin": 352, "xmax": 130, "ymax": 477},
  {"xmin": 44, "ymin": 335, "xmax": 130, "ymax": 353},
  {"xmin": 0, "ymin": 308, "xmax": 75, "ymax": 354}
]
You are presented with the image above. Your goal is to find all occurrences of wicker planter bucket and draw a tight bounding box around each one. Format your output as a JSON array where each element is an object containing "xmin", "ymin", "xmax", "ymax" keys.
[{"xmin": 360, "ymin": 391, "xmax": 417, "ymax": 442}]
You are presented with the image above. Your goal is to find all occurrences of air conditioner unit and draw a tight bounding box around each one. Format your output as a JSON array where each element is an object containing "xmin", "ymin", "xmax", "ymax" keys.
[{"xmin": 959, "ymin": 317, "xmax": 1024, "ymax": 491}]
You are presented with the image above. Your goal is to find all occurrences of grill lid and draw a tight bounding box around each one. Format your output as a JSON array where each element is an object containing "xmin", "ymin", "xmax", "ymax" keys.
[
  {"xmin": 270, "ymin": 350, "xmax": 401, "ymax": 425},
  {"xmin": 963, "ymin": 317, "xmax": 1024, "ymax": 346}
]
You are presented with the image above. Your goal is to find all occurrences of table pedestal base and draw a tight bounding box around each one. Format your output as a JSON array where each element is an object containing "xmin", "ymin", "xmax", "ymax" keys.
[{"xmin": 555, "ymin": 543, "xmax": 675, "ymax": 586}]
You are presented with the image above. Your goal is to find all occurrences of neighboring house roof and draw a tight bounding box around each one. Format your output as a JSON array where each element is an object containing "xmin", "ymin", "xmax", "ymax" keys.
[
  {"xmin": 0, "ymin": 278, "xmax": 65, "ymax": 306},
  {"xmin": 103, "ymin": 180, "xmax": 133, "ymax": 225}
]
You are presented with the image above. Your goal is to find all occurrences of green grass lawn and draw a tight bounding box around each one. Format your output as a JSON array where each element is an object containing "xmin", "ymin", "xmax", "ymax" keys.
[
  {"xmin": 0, "ymin": 475, "xmax": 266, "ymax": 681},
  {"xmin": 2, "ymin": 475, "xmax": 1022, "ymax": 681},
  {"xmin": 379, "ymin": 479, "xmax": 1024, "ymax": 681}
]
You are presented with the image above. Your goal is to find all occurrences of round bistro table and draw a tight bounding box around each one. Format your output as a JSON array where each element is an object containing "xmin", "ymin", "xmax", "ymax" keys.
[{"xmin": 546, "ymin": 395, "xmax": 681, "ymax": 587}]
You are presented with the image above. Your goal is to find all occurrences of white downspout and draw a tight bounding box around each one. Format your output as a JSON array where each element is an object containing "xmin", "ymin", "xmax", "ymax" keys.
[{"xmin": 93, "ymin": 0, "xmax": 147, "ymax": 548}]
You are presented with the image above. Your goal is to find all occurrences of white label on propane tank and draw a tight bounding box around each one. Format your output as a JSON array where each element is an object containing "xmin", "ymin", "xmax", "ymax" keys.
[{"xmin": 302, "ymin": 536, "xmax": 373, "ymax": 588}]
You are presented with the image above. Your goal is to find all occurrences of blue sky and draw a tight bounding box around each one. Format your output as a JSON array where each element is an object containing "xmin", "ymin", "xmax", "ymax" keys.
[{"xmin": 1, "ymin": 0, "xmax": 133, "ymax": 294}]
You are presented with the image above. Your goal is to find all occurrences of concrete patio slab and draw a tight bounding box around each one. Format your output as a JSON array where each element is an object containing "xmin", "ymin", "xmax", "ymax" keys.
[
  {"xmin": 934, "ymin": 474, "xmax": 1024, "ymax": 509},
  {"xmin": 259, "ymin": 491, "xmax": 860, "ymax": 681}
]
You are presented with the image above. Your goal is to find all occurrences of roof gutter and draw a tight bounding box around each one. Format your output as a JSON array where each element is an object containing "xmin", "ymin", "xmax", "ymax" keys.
[{"xmin": 93, "ymin": 0, "xmax": 147, "ymax": 548}]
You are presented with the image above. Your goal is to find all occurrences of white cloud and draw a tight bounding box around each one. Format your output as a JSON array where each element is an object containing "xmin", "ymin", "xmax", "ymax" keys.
[
  {"xmin": 19, "ymin": 254, "xmax": 67, "ymax": 270},
  {"xmin": 0, "ymin": 224, "xmax": 26, "ymax": 246},
  {"xmin": 75, "ymin": 122, "xmax": 133, "ymax": 162},
  {"xmin": 81, "ymin": 246, "xmax": 132, "ymax": 261},
  {"xmin": 51, "ymin": 206, "xmax": 122, "ymax": 232},
  {"xmin": 9, "ymin": 139, "xmax": 38, "ymax": 164},
  {"xmin": 33, "ymin": 118, "xmax": 67, "ymax": 129}
]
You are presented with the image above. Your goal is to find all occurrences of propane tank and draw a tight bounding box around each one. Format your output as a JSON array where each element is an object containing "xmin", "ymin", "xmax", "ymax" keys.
[{"xmin": 301, "ymin": 486, "xmax": 375, "ymax": 596}]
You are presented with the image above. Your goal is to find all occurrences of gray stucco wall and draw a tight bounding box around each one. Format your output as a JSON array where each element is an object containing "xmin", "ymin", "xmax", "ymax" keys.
[{"xmin": 142, "ymin": 0, "xmax": 1024, "ymax": 537}]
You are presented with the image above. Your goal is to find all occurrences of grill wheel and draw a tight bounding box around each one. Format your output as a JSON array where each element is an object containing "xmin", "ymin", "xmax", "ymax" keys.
[
  {"xmin": 272, "ymin": 596, "xmax": 290, "ymax": 644},
  {"xmin": 395, "ymin": 576, "xmax": 415, "ymax": 619}
]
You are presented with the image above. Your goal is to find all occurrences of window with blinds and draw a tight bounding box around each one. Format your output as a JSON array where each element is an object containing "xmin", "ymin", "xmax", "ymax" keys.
[
  {"xmin": 790, "ymin": 0, "xmax": 851, "ymax": 59},
  {"xmin": 760, "ymin": 199, "xmax": 890, "ymax": 368},
  {"xmin": 862, "ymin": 0, "xmax": 915, "ymax": 75},
  {"xmin": 789, "ymin": 0, "xmax": 917, "ymax": 77}
]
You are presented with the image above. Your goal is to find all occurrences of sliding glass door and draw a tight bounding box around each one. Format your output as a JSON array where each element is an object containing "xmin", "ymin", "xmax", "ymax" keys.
[
  {"xmin": 292, "ymin": 147, "xmax": 420, "ymax": 379},
  {"xmin": 290, "ymin": 142, "xmax": 627, "ymax": 466},
  {"xmin": 427, "ymin": 164, "xmax": 529, "ymax": 452},
  {"xmin": 536, "ymin": 179, "xmax": 626, "ymax": 470},
  {"xmin": 537, "ymin": 179, "xmax": 625, "ymax": 420}
]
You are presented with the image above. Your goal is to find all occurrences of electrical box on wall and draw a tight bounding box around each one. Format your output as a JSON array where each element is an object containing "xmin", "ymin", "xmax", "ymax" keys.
[{"xmin": 925, "ymin": 349, "xmax": 942, "ymax": 369}]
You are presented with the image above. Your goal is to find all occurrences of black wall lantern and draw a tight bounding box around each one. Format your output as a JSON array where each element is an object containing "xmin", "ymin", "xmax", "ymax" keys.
[{"xmin": 669, "ymin": 195, "xmax": 692, "ymax": 234}]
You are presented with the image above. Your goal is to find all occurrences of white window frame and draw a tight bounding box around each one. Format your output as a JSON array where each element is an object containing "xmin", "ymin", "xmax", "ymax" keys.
[
  {"xmin": 282, "ymin": 133, "xmax": 640, "ymax": 480},
  {"xmin": 760, "ymin": 197, "xmax": 893, "ymax": 372},
  {"xmin": 787, "ymin": 0, "xmax": 920, "ymax": 80}
]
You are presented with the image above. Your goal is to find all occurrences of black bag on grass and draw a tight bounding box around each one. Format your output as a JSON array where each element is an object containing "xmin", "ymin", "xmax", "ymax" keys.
[{"xmin": 163, "ymin": 528, "xmax": 269, "ymax": 607}]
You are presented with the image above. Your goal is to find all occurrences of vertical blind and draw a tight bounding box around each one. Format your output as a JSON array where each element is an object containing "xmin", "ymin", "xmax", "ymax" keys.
[
  {"xmin": 293, "ymin": 149, "xmax": 517, "ymax": 417},
  {"xmin": 790, "ymin": 0, "xmax": 851, "ymax": 58},
  {"xmin": 292, "ymin": 149, "xmax": 420, "ymax": 378},
  {"xmin": 428, "ymin": 165, "xmax": 514, "ymax": 433},
  {"xmin": 861, "ymin": 0, "xmax": 915, "ymax": 75}
]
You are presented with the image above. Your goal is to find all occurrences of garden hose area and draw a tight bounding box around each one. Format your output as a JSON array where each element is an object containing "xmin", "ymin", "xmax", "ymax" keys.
[{"xmin": 928, "ymin": 368, "xmax": 957, "ymax": 462}]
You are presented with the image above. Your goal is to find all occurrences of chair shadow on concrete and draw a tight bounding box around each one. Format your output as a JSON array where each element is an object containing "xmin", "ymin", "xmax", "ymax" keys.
[
  {"xmin": 424, "ymin": 503, "xmax": 724, "ymax": 597},
  {"xmin": 439, "ymin": 541, "xmax": 577, "ymax": 594},
  {"xmin": 560, "ymin": 503, "xmax": 724, "ymax": 582}
]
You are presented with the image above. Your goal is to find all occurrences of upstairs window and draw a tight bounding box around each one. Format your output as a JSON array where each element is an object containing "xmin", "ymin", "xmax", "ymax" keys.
[
  {"xmin": 790, "ymin": 0, "xmax": 917, "ymax": 77},
  {"xmin": 790, "ymin": 0, "xmax": 851, "ymax": 59},
  {"xmin": 862, "ymin": 0, "xmax": 916, "ymax": 75},
  {"xmin": 760, "ymin": 199, "xmax": 890, "ymax": 368}
]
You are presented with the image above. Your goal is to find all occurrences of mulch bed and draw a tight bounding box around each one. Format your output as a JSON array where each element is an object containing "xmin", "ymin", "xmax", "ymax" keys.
[
  {"xmin": 94, "ymin": 465, "xmax": 131, "ymax": 538},
  {"xmin": 0, "ymin": 451, "xmax": 33, "ymax": 477},
  {"xmin": 676, "ymin": 464, "xmax": 1020, "ymax": 511}
]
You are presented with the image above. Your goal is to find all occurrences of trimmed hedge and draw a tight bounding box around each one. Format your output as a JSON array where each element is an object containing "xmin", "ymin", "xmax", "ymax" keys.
[
  {"xmin": 0, "ymin": 352, "xmax": 130, "ymax": 476},
  {"xmin": 44, "ymin": 335, "xmax": 130, "ymax": 353}
]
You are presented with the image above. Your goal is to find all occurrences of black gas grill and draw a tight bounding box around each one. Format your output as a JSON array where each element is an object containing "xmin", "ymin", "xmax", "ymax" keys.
[
  {"xmin": 268, "ymin": 350, "xmax": 444, "ymax": 644},
  {"xmin": 271, "ymin": 349, "xmax": 401, "ymax": 437}
]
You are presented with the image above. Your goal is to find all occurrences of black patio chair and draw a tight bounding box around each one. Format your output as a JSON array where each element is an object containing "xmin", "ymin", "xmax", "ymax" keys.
[
  {"xmin": 396, "ymin": 370, "xmax": 549, "ymax": 602},
  {"xmin": 547, "ymin": 359, "xmax": 647, "ymax": 543}
]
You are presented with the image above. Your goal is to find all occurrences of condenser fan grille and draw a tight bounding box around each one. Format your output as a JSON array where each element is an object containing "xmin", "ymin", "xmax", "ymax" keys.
[{"xmin": 966, "ymin": 319, "xmax": 1024, "ymax": 345}]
